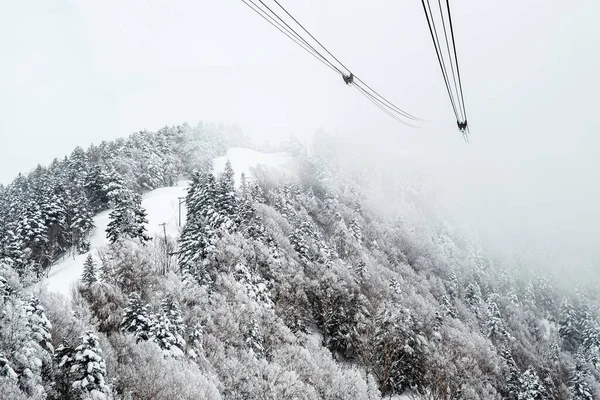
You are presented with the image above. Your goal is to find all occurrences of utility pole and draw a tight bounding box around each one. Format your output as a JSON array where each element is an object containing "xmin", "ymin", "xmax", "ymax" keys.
[
  {"xmin": 159, "ymin": 222, "xmax": 167, "ymax": 245},
  {"xmin": 159, "ymin": 222, "xmax": 168, "ymax": 274},
  {"xmin": 177, "ymin": 197, "xmax": 185, "ymax": 227}
]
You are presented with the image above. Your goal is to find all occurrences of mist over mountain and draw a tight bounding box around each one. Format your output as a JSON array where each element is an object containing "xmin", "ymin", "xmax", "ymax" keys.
[{"xmin": 0, "ymin": 124, "xmax": 598, "ymax": 399}]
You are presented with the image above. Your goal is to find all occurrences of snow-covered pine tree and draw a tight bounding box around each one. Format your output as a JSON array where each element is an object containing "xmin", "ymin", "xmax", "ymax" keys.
[
  {"xmin": 245, "ymin": 318, "xmax": 264, "ymax": 357},
  {"xmin": 53, "ymin": 341, "xmax": 75, "ymax": 400},
  {"xmin": 67, "ymin": 146, "xmax": 89, "ymax": 188},
  {"xmin": 568, "ymin": 363, "xmax": 594, "ymax": 400},
  {"xmin": 120, "ymin": 292, "xmax": 154, "ymax": 342},
  {"xmin": 39, "ymin": 181, "xmax": 69, "ymax": 263},
  {"xmin": 84, "ymin": 164, "xmax": 110, "ymax": 213},
  {"xmin": 560, "ymin": 298, "xmax": 582, "ymax": 352},
  {"xmin": 70, "ymin": 331, "xmax": 110, "ymax": 398},
  {"xmin": 486, "ymin": 294, "xmax": 504, "ymax": 343},
  {"xmin": 25, "ymin": 297, "xmax": 53, "ymax": 354},
  {"xmin": 81, "ymin": 254, "xmax": 97, "ymax": 287},
  {"xmin": 132, "ymin": 193, "xmax": 151, "ymax": 243},
  {"xmin": 149, "ymin": 312, "xmax": 184, "ymax": 357},
  {"xmin": 464, "ymin": 281, "xmax": 482, "ymax": 311},
  {"xmin": 177, "ymin": 171, "xmax": 218, "ymax": 282},
  {"xmin": 500, "ymin": 344, "xmax": 521, "ymax": 400},
  {"xmin": 517, "ymin": 367, "xmax": 545, "ymax": 400},
  {"xmin": 67, "ymin": 187, "xmax": 94, "ymax": 254},
  {"xmin": 17, "ymin": 200, "xmax": 48, "ymax": 276},
  {"xmin": 161, "ymin": 295, "xmax": 186, "ymax": 341},
  {"xmin": 106, "ymin": 200, "xmax": 128, "ymax": 245},
  {"xmin": 106, "ymin": 192, "xmax": 151, "ymax": 244}
]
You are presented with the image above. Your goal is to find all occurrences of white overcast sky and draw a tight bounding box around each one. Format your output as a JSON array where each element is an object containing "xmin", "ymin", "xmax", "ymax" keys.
[{"xmin": 1, "ymin": 0, "xmax": 599, "ymax": 271}]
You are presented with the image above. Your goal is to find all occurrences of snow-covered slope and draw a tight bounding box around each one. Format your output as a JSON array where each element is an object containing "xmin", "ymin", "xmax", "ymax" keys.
[
  {"xmin": 45, "ymin": 148, "xmax": 294, "ymax": 297},
  {"xmin": 45, "ymin": 181, "xmax": 189, "ymax": 297},
  {"xmin": 213, "ymin": 147, "xmax": 297, "ymax": 187}
]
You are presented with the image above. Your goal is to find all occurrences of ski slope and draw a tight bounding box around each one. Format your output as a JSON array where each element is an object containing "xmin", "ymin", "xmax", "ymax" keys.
[
  {"xmin": 45, "ymin": 148, "xmax": 295, "ymax": 298},
  {"xmin": 45, "ymin": 180, "xmax": 189, "ymax": 297}
]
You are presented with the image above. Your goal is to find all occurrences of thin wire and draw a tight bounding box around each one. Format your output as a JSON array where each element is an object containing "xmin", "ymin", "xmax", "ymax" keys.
[
  {"xmin": 437, "ymin": 0, "xmax": 464, "ymax": 122},
  {"xmin": 421, "ymin": 0, "xmax": 460, "ymax": 121},
  {"xmin": 270, "ymin": 0, "xmax": 419, "ymax": 122},
  {"xmin": 354, "ymin": 84, "xmax": 418, "ymax": 128},
  {"xmin": 272, "ymin": 0, "xmax": 351, "ymax": 75},
  {"xmin": 244, "ymin": 0, "xmax": 419, "ymax": 126},
  {"xmin": 241, "ymin": 0, "xmax": 339, "ymax": 75},
  {"xmin": 425, "ymin": 0, "xmax": 459, "ymax": 121},
  {"xmin": 446, "ymin": 0, "xmax": 468, "ymax": 123},
  {"xmin": 255, "ymin": 0, "xmax": 344, "ymax": 75},
  {"xmin": 356, "ymin": 85, "xmax": 410, "ymax": 126},
  {"xmin": 355, "ymin": 77, "xmax": 421, "ymax": 121}
]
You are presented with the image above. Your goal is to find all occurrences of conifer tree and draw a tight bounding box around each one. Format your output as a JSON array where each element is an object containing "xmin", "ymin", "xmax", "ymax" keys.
[
  {"xmin": 106, "ymin": 192, "xmax": 150, "ymax": 244},
  {"xmin": 161, "ymin": 295, "xmax": 185, "ymax": 339},
  {"xmin": 486, "ymin": 294, "xmax": 504, "ymax": 343},
  {"xmin": 568, "ymin": 363, "xmax": 594, "ymax": 400},
  {"xmin": 84, "ymin": 165, "xmax": 110, "ymax": 213},
  {"xmin": 81, "ymin": 254, "xmax": 97, "ymax": 287},
  {"xmin": 150, "ymin": 312, "xmax": 184, "ymax": 357},
  {"xmin": 245, "ymin": 318, "xmax": 264, "ymax": 357},
  {"xmin": 25, "ymin": 297, "xmax": 53, "ymax": 354},
  {"xmin": 560, "ymin": 298, "xmax": 582, "ymax": 352},
  {"xmin": 67, "ymin": 187, "xmax": 94, "ymax": 254},
  {"xmin": 518, "ymin": 367, "xmax": 545, "ymax": 400},
  {"xmin": 70, "ymin": 331, "xmax": 110, "ymax": 397},
  {"xmin": 53, "ymin": 341, "xmax": 76, "ymax": 400},
  {"xmin": 120, "ymin": 292, "xmax": 154, "ymax": 342},
  {"xmin": 210, "ymin": 162, "xmax": 237, "ymax": 231},
  {"xmin": 501, "ymin": 344, "xmax": 520, "ymax": 399}
]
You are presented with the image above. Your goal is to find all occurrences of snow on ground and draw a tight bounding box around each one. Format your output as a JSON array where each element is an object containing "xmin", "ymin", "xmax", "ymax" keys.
[
  {"xmin": 213, "ymin": 147, "xmax": 297, "ymax": 187},
  {"xmin": 45, "ymin": 181, "xmax": 189, "ymax": 297},
  {"xmin": 44, "ymin": 148, "xmax": 295, "ymax": 298}
]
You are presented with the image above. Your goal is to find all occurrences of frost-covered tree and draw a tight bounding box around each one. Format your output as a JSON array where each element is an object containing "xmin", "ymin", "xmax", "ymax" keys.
[
  {"xmin": 81, "ymin": 254, "xmax": 97, "ymax": 287},
  {"xmin": 120, "ymin": 292, "xmax": 154, "ymax": 342},
  {"xmin": 245, "ymin": 318, "xmax": 264, "ymax": 357},
  {"xmin": 67, "ymin": 187, "xmax": 94, "ymax": 254},
  {"xmin": 486, "ymin": 294, "xmax": 504, "ymax": 343},
  {"xmin": 373, "ymin": 303, "xmax": 427, "ymax": 395},
  {"xmin": 106, "ymin": 192, "xmax": 150, "ymax": 244},
  {"xmin": 70, "ymin": 331, "xmax": 110, "ymax": 398},
  {"xmin": 150, "ymin": 312, "xmax": 184, "ymax": 358},
  {"xmin": 517, "ymin": 367, "xmax": 545, "ymax": 400},
  {"xmin": 161, "ymin": 295, "xmax": 185, "ymax": 340},
  {"xmin": 568, "ymin": 363, "xmax": 594, "ymax": 400},
  {"xmin": 25, "ymin": 297, "xmax": 53, "ymax": 354},
  {"xmin": 560, "ymin": 298, "xmax": 582, "ymax": 352},
  {"xmin": 501, "ymin": 344, "xmax": 521, "ymax": 399},
  {"xmin": 53, "ymin": 340, "xmax": 76, "ymax": 400},
  {"xmin": 216, "ymin": 160, "xmax": 237, "ymax": 225}
]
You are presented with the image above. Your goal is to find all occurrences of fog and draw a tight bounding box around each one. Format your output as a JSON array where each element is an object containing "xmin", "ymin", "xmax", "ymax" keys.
[{"xmin": 1, "ymin": 0, "xmax": 599, "ymax": 276}]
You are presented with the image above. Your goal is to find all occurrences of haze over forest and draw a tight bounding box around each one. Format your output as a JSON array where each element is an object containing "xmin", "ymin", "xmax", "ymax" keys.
[{"xmin": 1, "ymin": 1, "xmax": 599, "ymax": 399}]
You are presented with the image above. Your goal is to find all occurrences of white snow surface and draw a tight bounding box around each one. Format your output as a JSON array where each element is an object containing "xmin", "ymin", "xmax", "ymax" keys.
[
  {"xmin": 44, "ymin": 147, "xmax": 295, "ymax": 298},
  {"xmin": 213, "ymin": 147, "xmax": 297, "ymax": 187},
  {"xmin": 45, "ymin": 180, "xmax": 189, "ymax": 297}
]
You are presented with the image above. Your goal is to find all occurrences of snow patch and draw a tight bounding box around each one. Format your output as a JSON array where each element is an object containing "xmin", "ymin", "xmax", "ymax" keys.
[
  {"xmin": 44, "ymin": 147, "xmax": 294, "ymax": 298},
  {"xmin": 45, "ymin": 181, "xmax": 189, "ymax": 298}
]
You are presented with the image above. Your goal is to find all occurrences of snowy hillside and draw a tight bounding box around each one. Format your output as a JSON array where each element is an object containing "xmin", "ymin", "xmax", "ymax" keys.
[
  {"xmin": 44, "ymin": 147, "xmax": 295, "ymax": 297},
  {"xmin": 45, "ymin": 181, "xmax": 189, "ymax": 297}
]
